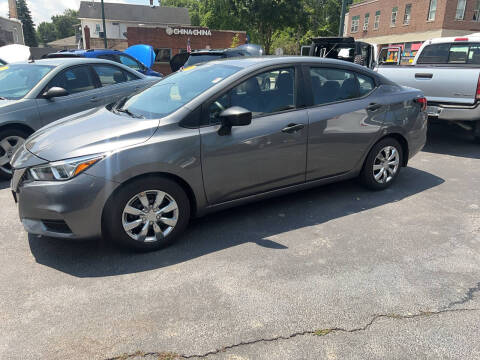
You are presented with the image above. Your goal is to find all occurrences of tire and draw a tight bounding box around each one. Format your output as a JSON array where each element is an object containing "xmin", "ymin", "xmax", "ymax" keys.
[
  {"xmin": 474, "ymin": 121, "xmax": 480, "ymax": 144},
  {"xmin": 103, "ymin": 176, "xmax": 191, "ymax": 251},
  {"xmin": 360, "ymin": 137, "xmax": 403, "ymax": 190},
  {"xmin": 0, "ymin": 128, "xmax": 30, "ymax": 180}
]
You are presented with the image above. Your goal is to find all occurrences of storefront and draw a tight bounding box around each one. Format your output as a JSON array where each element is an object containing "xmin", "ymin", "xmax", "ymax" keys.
[{"xmin": 127, "ymin": 26, "xmax": 247, "ymax": 74}]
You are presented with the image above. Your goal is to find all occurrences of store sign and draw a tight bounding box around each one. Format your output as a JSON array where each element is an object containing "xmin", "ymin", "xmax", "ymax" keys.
[{"xmin": 165, "ymin": 26, "xmax": 212, "ymax": 36}]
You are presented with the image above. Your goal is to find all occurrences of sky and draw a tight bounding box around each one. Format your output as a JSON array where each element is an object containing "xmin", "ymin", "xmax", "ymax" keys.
[{"xmin": 0, "ymin": 0, "xmax": 156, "ymax": 26}]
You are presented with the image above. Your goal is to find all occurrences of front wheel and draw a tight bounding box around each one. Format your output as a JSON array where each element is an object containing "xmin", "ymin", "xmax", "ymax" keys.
[
  {"xmin": 103, "ymin": 176, "xmax": 191, "ymax": 251},
  {"xmin": 360, "ymin": 138, "xmax": 403, "ymax": 190},
  {"xmin": 0, "ymin": 129, "xmax": 29, "ymax": 180}
]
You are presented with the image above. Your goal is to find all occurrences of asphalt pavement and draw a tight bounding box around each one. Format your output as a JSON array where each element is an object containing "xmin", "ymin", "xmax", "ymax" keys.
[{"xmin": 0, "ymin": 122, "xmax": 479, "ymax": 360}]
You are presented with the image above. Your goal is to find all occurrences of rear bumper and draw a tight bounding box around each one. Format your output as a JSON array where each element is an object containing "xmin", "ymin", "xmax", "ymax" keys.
[
  {"xmin": 13, "ymin": 173, "xmax": 119, "ymax": 240},
  {"xmin": 427, "ymin": 102, "xmax": 480, "ymax": 122}
]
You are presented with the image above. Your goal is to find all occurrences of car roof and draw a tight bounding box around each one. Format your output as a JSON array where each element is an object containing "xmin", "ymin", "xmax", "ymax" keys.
[
  {"xmin": 10, "ymin": 57, "xmax": 123, "ymax": 67},
  {"xmin": 209, "ymin": 56, "xmax": 367, "ymax": 69}
]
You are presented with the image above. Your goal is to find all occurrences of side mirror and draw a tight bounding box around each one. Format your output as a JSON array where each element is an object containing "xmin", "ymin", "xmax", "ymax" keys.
[
  {"xmin": 43, "ymin": 87, "xmax": 69, "ymax": 99},
  {"xmin": 219, "ymin": 106, "xmax": 252, "ymax": 127}
]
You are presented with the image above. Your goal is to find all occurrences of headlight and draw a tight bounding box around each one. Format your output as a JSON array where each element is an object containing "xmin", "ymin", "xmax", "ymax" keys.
[{"xmin": 29, "ymin": 154, "xmax": 105, "ymax": 181}]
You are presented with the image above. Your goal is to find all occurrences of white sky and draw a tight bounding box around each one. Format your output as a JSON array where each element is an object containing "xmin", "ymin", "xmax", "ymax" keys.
[{"xmin": 0, "ymin": 0, "xmax": 156, "ymax": 26}]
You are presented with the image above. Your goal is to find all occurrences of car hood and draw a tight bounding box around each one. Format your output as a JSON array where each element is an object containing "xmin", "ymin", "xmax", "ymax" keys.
[
  {"xmin": 25, "ymin": 106, "xmax": 159, "ymax": 161},
  {"xmin": 124, "ymin": 44, "xmax": 155, "ymax": 68}
]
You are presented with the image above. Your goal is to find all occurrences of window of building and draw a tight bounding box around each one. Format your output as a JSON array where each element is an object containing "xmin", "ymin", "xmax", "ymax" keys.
[
  {"xmin": 363, "ymin": 13, "xmax": 370, "ymax": 30},
  {"xmin": 374, "ymin": 11, "xmax": 381, "ymax": 29},
  {"xmin": 456, "ymin": 0, "xmax": 467, "ymax": 20},
  {"xmin": 391, "ymin": 7, "xmax": 398, "ymax": 26},
  {"xmin": 428, "ymin": 0, "xmax": 437, "ymax": 21},
  {"xmin": 154, "ymin": 48, "xmax": 172, "ymax": 63},
  {"xmin": 351, "ymin": 15, "xmax": 360, "ymax": 33},
  {"xmin": 474, "ymin": 0, "xmax": 480, "ymax": 21},
  {"xmin": 95, "ymin": 24, "xmax": 101, "ymax": 34},
  {"xmin": 404, "ymin": 4, "xmax": 412, "ymax": 25}
]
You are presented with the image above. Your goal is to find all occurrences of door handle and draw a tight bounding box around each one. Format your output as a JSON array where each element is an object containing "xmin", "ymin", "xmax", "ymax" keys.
[
  {"xmin": 367, "ymin": 103, "xmax": 382, "ymax": 111},
  {"xmin": 282, "ymin": 123, "xmax": 305, "ymax": 134},
  {"xmin": 90, "ymin": 96, "xmax": 100, "ymax": 103},
  {"xmin": 415, "ymin": 73, "xmax": 433, "ymax": 79}
]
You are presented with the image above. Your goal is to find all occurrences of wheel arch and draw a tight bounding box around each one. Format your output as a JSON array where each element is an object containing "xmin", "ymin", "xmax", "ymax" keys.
[
  {"xmin": 0, "ymin": 123, "xmax": 35, "ymax": 136},
  {"xmin": 101, "ymin": 171, "xmax": 198, "ymax": 233}
]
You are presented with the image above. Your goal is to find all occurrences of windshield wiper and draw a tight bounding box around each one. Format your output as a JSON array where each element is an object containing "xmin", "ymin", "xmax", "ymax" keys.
[{"xmin": 116, "ymin": 107, "xmax": 144, "ymax": 119}]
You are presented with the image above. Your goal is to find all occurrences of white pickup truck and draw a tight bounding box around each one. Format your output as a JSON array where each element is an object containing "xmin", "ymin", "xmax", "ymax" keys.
[{"xmin": 377, "ymin": 35, "xmax": 480, "ymax": 141}]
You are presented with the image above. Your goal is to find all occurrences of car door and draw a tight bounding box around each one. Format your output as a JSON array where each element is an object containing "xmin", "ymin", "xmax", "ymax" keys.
[
  {"xmin": 200, "ymin": 66, "xmax": 309, "ymax": 205},
  {"xmin": 91, "ymin": 64, "xmax": 144, "ymax": 104},
  {"xmin": 35, "ymin": 65, "xmax": 104, "ymax": 126},
  {"xmin": 305, "ymin": 66, "xmax": 387, "ymax": 181}
]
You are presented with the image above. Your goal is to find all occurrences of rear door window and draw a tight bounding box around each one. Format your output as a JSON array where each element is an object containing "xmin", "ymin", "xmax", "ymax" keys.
[
  {"xmin": 48, "ymin": 66, "xmax": 96, "ymax": 94},
  {"xmin": 93, "ymin": 64, "xmax": 135, "ymax": 86},
  {"xmin": 310, "ymin": 68, "xmax": 375, "ymax": 105},
  {"xmin": 417, "ymin": 43, "xmax": 450, "ymax": 64}
]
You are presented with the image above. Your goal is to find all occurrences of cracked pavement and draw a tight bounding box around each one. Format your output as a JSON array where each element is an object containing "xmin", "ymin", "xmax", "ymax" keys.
[{"xmin": 1, "ymin": 122, "xmax": 479, "ymax": 360}]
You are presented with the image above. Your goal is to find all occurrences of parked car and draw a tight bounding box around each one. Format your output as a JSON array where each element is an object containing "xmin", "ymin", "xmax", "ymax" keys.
[
  {"xmin": 0, "ymin": 58, "xmax": 159, "ymax": 178},
  {"xmin": 170, "ymin": 44, "xmax": 264, "ymax": 72},
  {"xmin": 46, "ymin": 45, "xmax": 163, "ymax": 77},
  {"xmin": 377, "ymin": 35, "xmax": 480, "ymax": 141},
  {"xmin": 11, "ymin": 57, "xmax": 427, "ymax": 251},
  {"xmin": 305, "ymin": 37, "xmax": 378, "ymax": 69}
]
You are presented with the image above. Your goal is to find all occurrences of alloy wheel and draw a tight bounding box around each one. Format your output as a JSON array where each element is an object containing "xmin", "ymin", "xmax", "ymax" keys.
[
  {"xmin": 0, "ymin": 136, "xmax": 25, "ymax": 175},
  {"xmin": 372, "ymin": 145, "xmax": 400, "ymax": 184},
  {"xmin": 122, "ymin": 190, "xmax": 179, "ymax": 243}
]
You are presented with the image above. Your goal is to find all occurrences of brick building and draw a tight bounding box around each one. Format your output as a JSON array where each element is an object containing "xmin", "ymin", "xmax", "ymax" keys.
[
  {"xmin": 345, "ymin": 0, "xmax": 480, "ymax": 63},
  {"xmin": 127, "ymin": 26, "xmax": 246, "ymax": 74}
]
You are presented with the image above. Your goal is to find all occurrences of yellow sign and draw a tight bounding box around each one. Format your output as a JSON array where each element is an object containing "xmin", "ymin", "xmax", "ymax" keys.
[{"xmin": 182, "ymin": 66, "xmax": 196, "ymax": 72}]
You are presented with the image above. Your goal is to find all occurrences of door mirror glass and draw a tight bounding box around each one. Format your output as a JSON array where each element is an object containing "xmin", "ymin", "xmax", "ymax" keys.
[
  {"xmin": 43, "ymin": 86, "xmax": 69, "ymax": 99},
  {"xmin": 220, "ymin": 106, "xmax": 252, "ymax": 127}
]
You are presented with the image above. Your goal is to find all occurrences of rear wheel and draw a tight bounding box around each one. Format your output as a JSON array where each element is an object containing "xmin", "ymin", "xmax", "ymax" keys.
[
  {"xmin": 360, "ymin": 138, "xmax": 403, "ymax": 190},
  {"xmin": 474, "ymin": 121, "xmax": 480, "ymax": 144},
  {"xmin": 103, "ymin": 177, "xmax": 190, "ymax": 251},
  {"xmin": 0, "ymin": 129, "xmax": 29, "ymax": 180}
]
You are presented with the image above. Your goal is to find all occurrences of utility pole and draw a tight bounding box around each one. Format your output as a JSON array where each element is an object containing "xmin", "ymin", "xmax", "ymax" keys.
[
  {"xmin": 101, "ymin": 0, "xmax": 108, "ymax": 48},
  {"xmin": 338, "ymin": 0, "xmax": 348, "ymax": 37}
]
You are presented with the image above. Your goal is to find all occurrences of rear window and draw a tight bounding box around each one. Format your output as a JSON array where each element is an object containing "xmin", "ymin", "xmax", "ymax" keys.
[
  {"xmin": 417, "ymin": 43, "xmax": 480, "ymax": 64},
  {"xmin": 184, "ymin": 54, "xmax": 225, "ymax": 67}
]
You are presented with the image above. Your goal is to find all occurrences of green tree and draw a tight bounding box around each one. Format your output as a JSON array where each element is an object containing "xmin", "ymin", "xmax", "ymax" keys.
[
  {"xmin": 233, "ymin": 0, "xmax": 301, "ymax": 54},
  {"xmin": 37, "ymin": 22, "xmax": 57, "ymax": 45},
  {"xmin": 51, "ymin": 9, "xmax": 79, "ymax": 39},
  {"xmin": 16, "ymin": 0, "xmax": 38, "ymax": 47},
  {"xmin": 162, "ymin": 0, "xmax": 202, "ymax": 26}
]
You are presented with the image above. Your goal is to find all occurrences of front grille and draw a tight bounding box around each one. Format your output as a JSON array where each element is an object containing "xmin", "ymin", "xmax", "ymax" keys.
[{"xmin": 42, "ymin": 220, "xmax": 72, "ymax": 234}]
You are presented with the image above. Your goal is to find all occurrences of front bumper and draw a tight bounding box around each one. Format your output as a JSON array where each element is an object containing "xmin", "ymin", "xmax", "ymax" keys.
[{"xmin": 12, "ymin": 170, "xmax": 119, "ymax": 240}]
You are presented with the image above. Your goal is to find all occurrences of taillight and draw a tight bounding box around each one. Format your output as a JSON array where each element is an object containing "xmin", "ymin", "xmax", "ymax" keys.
[
  {"xmin": 476, "ymin": 75, "xmax": 480, "ymax": 101},
  {"xmin": 415, "ymin": 97, "xmax": 427, "ymax": 111},
  {"xmin": 455, "ymin": 37, "xmax": 469, "ymax": 42}
]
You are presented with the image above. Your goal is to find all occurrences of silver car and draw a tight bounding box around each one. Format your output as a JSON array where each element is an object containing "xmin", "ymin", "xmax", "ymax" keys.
[
  {"xmin": 11, "ymin": 57, "xmax": 428, "ymax": 251},
  {"xmin": 0, "ymin": 58, "xmax": 159, "ymax": 178}
]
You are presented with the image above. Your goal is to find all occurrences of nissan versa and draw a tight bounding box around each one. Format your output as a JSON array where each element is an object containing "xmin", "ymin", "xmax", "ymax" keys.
[{"xmin": 11, "ymin": 57, "xmax": 427, "ymax": 251}]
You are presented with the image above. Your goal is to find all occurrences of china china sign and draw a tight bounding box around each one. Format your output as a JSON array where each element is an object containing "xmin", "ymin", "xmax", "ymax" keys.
[{"xmin": 165, "ymin": 27, "xmax": 212, "ymax": 36}]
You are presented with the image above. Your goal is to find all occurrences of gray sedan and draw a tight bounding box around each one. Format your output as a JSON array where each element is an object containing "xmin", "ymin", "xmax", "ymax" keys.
[
  {"xmin": 11, "ymin": 57, "xmax": 427, "ymax": 251},
  {"xmin": 0, "ymin": 58, "xmax": 159, "ymax": 178}
]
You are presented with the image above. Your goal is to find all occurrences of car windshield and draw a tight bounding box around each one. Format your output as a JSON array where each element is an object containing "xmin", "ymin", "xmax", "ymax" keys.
[
  {"xmin": 184, "ymin": 54, "xmax": 225, "ymax": 66},
  {"xmin": 0, "ymin": 64, "xmax": 54, "ymax": 100},
  {"xmin": 119, "ymin": 63, "xmax": 240, "ymax": 119}
]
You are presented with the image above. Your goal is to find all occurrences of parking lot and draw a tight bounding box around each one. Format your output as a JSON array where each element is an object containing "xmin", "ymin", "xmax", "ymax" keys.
[{"xmin": 0, "ymin": 122, "xmax": 479, "ymax": 360}]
